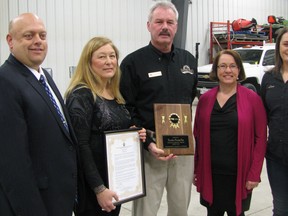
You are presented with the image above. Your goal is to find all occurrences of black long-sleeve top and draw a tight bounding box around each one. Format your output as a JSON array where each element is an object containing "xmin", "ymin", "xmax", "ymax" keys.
[
  {"xmin": 66, "ymin": 87, "xmax": 131, "ymax": 189},
  {"xmin": 261, "ymin": 71, "xmax": 288, "ymax": 165},
  {"xmin": 210, "ymin": 94, "xmax": 238, "ymax": 175}
]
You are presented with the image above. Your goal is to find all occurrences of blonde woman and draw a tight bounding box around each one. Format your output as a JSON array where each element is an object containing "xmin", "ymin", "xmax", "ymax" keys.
[{"xmin": 65, "ymin": 37, "xmax": 146, "ymax": 216}]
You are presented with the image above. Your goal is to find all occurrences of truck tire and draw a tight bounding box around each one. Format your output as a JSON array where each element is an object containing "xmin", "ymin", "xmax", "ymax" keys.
[{"xmin": 242, "ymin": 83, "xmax": 257, "ymax": 92}]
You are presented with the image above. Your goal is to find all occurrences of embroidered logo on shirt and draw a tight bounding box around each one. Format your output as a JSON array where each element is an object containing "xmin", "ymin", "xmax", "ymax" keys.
[
  {"xmin": 148, "ymin": 71, "xmax": 162, "ymax": 78},
  {"xmin": 181, "ymin": 65, "xmax": 194, "ymax": 74},
  {"xmin": 267, "ymin": 84, "xmax": 275, "ymax": 89}
]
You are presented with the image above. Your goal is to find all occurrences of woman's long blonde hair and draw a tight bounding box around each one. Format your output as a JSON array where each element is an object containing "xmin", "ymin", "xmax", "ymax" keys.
[{"xmin": 65, "ymin": 36, "xmax": 125, "ymax": 104}]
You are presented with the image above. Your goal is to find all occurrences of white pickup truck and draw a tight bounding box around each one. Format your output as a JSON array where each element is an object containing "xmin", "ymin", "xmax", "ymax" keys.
[{"xmin": 197, "ymin": 43, "xmax": 276, "ymax": 97}]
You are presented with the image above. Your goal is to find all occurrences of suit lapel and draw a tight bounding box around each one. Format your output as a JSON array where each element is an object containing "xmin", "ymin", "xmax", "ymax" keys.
[
  {"xmin": 27, "ymin": 73, "xmax": 72, "ymax": 143},
  {"xmin": 7, "ymin": 54, "xmax": 73, "ymax": 142}
]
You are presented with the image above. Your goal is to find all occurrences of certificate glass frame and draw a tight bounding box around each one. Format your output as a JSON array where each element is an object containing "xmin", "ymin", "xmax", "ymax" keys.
[{"xmin": 104, "ymin": 128, "xmax": 146, "ymax": 205}]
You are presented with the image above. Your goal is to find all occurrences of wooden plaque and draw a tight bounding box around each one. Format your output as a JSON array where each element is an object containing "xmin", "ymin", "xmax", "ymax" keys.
[{"xmin": 153, "ymin": 103, "xmax": 194, "ymax": 155}]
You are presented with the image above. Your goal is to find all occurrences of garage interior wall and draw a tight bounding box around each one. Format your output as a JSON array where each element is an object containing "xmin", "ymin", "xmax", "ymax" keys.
[{"xmin": 0, "ymin": 0, "xmax": 287, "ymax": 94}]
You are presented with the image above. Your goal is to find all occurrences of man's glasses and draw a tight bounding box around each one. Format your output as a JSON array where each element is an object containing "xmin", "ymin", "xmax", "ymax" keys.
[{"xmin": 217, "ymin": 64, "xmax": 238, "ymax": 71}]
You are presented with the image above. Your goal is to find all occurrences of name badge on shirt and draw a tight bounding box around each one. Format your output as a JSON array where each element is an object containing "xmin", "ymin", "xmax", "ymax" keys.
[{"xmin": 148, "ymin": 71, "xmax": 162, "ymax": 78}]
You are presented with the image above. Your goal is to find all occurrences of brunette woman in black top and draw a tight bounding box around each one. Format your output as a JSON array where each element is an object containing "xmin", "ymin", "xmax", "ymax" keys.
[{"xmin": 261, "ymin": 27, "xmax": 288, "ymax": 216}]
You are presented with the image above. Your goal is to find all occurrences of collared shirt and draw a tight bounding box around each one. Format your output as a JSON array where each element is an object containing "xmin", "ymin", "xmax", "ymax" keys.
[
  {"xmin": 27, "ymin": 66, "xmax": 66, "ymax": 118},
  {"xmin": 120, "ymin": 42, "xmax": 198, "ymax": 132},
  {"xmin": 261, "ymin": 71, "xmax": 288, "ymax": 165}
]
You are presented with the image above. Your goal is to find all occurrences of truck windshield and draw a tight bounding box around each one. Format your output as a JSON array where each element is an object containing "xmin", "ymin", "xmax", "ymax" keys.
[{"xmin": 235, "ymin": 50, "xmax": 263, "ymax": 65}]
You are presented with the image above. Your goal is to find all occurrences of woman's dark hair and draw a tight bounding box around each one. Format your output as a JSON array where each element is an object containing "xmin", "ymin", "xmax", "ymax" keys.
[
  {"xmin": 272, "ymin": 27, "xmax": 288, "ymax": 74},
  {"xmin": 209, "ymin": 49, "xmax": 246, "ymax": 81}
]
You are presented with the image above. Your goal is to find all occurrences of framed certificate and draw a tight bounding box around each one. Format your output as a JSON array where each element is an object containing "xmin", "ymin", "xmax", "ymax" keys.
[
  {"xmin": 154, "ymin": 103, "xmax": 194, "ymax": 155},
  {"xmin": 104, "ymin": 128, "xmax": 146, "ymax": 205}
]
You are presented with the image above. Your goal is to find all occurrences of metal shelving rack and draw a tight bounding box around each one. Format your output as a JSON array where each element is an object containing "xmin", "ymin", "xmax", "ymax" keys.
[{"xmin": 209, "ymin": 21, "xmax": 272, "ymax": 63}]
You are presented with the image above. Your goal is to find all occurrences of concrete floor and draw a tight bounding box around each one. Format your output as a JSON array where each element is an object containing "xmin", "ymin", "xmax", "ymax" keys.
[{"xmin": 119, "ymin": 161, "xmax": 273, "ymax": 215}]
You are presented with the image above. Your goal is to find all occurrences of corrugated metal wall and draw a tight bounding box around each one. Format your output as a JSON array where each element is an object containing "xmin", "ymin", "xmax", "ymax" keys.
[{"xmin": 1, "ymin": 0, "xmax": 287, "ymax": 93}]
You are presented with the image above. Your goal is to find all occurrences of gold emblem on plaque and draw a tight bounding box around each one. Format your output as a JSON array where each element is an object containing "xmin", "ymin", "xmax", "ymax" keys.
[
  {"xmin": 184, "ymin": 115, "xmax": 188, "ymax": 123},
  {"xmin": 169, "ymin": 113, "xmax": 180, "ymax": 128},
  {"xmin": 161, "ymin": 115, "xmax": 165, "ymax": 124}
]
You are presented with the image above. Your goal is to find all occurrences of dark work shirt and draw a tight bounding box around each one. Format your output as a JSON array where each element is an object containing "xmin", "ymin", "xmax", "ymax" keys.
[
  {"xmin": 120, "ymin": 42, "xmax": 198, "ymax": 135},
  {"xmin": 210, "ymin": 94, "xmax": 238, "ymax": 175},
  {"xmin": 261, "ymin": 71, "xmax": 288, "ymax": 165}
]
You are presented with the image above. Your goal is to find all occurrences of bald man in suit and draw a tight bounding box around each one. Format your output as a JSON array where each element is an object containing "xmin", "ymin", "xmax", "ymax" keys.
[{"xmin": 0, "ymin": 13, "xmax": 78, "ymax": 216}]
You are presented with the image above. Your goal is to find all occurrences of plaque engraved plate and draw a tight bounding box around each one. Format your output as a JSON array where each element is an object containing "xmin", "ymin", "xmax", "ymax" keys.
[{"xmin": 154, "ymin": 103, "xmax": 194, "ymax": 155}]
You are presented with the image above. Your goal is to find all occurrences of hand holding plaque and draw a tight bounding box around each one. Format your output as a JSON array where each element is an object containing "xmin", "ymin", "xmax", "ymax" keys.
[{"xmin": 153, "ymin": 103, "xmax": 194, "ymax": 155}]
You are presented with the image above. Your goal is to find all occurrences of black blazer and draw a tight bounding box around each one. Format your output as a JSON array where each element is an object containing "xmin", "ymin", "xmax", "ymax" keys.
[{"xmin": 0, "ymin": 54, "xmax": 78, "ymax": 216}]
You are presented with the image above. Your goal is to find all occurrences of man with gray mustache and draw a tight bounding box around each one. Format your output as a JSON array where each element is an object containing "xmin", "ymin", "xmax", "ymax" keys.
[{"xmin": 120, "ymin": 2, "xmax": 198, "ymax": 216}]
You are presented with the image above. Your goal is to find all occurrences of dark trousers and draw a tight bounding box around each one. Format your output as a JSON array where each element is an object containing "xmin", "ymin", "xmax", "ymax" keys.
[
  {"xmin": 201, "ymin": 174, "xmax": 251, "ymax": 216},
  {"xmin": 266, "ymin": 158, "xmax": 288, "ymax": 216},
  {"xmin": 206, "ymin": 206, "xmax": 245, "ymax": 216},
  {"xmin": 77, "ymin": 205, "xmax": 120, "ymax": 216}
]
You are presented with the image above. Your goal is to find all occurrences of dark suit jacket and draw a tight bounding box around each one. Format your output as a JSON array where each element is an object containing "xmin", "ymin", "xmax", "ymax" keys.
[{"xmin": 0, "ymin": 54, "xmax": 78, "ymax": 216}]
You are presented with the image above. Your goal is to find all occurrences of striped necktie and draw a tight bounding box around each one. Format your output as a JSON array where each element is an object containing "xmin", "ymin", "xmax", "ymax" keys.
[{"xmin": 39, "ymin": 75, "xmax": 69, "ymax": 132}]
